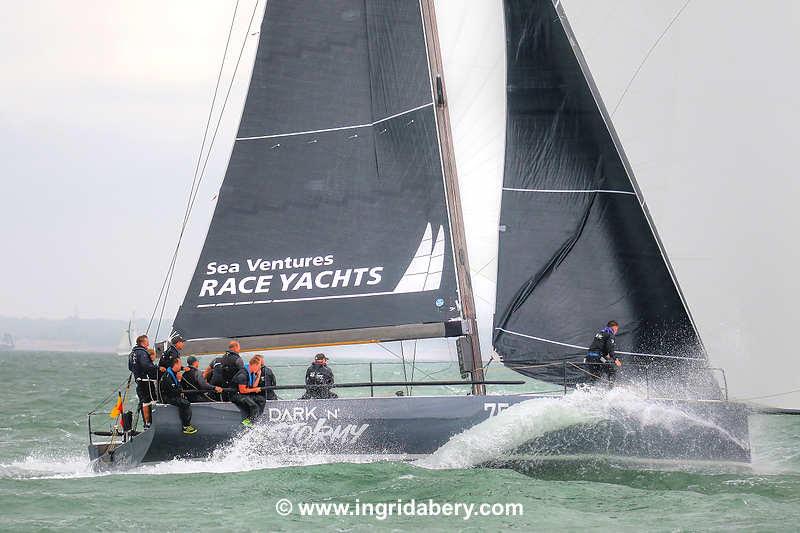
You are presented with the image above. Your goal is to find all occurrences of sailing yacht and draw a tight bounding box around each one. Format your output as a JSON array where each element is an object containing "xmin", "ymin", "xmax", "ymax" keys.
[
  {"xmin": 88, "ymin": 0, "xmax": 751, "ymax": 469},
  {"xmin": 115, "ymin": 315, "xmax": 137, "ymax": 357}
]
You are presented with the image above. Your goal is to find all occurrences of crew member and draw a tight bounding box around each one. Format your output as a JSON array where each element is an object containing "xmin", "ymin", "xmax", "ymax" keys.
[
  {"xmin": 210, "ymin": 341, "xmax": 244, "ymax": 393},
  {"xmin": 231, "ymin": 356, "xmax": 267, "ymax": 426},
  {"xmin": 301, "ymin": 353, "xmax": 337, "ymax": 399},
  {"xmin": 585, "ymin": 320, "xmax": 622, "ymax": 385},
  {"xmin": 159, "ymin": 357, "xmax": 197, "ymax": 435},
  {"xmin": 158, "ymin": 336, "xmax": 185, "ymax": 373},
  {"xmin": 254, "ymin": 354, "xmax": 279, "ymax": 401},
  {"xmin": 183, "ymin": 355, "xmax": 223, "ymax": 402},
  {"xmin": 128, "ymin": 334, "xmax": 157, "ymax": 428}
]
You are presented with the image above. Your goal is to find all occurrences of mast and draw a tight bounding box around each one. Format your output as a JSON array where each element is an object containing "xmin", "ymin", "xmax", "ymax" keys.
[{"xmin": 419, "ymin": 0, "xmax": 485, "ymax": 395}]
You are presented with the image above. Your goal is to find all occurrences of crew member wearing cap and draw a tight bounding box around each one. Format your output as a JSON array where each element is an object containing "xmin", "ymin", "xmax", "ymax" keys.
[
  {"xmin": 300, "ymin": 353, "xmax": 337, "ymax": 400},
  {"xmin": 182, "ymin": 355, "xmax": 223, "ymax": 402},
  {"xmin": 158, "ymin": 336, "xmax": 185, "ymax": 374}
]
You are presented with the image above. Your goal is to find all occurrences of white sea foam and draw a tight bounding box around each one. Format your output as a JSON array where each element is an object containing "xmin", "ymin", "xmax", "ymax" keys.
[
  {"xmin": 0, "ymin": 452, "xmax": 98, "ymax": 480},
  {"xmin": 415, "ymin": 386, "xmax": 749, "ymax": 469}
]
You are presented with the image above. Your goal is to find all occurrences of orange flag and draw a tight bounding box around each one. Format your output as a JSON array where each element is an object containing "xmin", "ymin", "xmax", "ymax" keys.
[{"xmin": 109, "ymin": 392, "xmax": 123, "ymax": 419}]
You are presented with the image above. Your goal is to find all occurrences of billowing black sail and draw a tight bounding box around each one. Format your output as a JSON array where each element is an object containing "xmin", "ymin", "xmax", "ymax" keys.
[
  {"xmin": 173, "ymin": 1, "xmax": 462, "ymax": 352},
  {"xmin": 493, "ymin": 0, "xmax": 704, "ymax": 384}
]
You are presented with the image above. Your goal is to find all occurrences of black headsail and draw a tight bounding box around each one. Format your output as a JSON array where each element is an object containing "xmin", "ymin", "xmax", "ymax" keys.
[
  {"xmin": 493, "ymin": 0, "xmax": 705, "ymax": 384},
  {"xmin": 173, "ymin": 0, "xmax": 467, "ymax": 354}
]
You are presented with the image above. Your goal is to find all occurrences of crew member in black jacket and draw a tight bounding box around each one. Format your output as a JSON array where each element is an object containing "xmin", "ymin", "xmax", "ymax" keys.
[
  {"xmin": 585, "ymin": 320, "xmax": 622, "ymax": 385},
  {"xmin": 301, "ymin": 353, "xmax": 337, "ymax": 399},
  {"xmin": 182, "ymin": 355, "xmax": 223, "ymax": 402},
  {"xmin": 159, "ymin": 357, "xmax": 197, "ymax": 435},
  {"xmin": 253, "ymin": 354, "xmax": 278, "ymax": 401},
  {"xmin": 158, "ymin": 336, "xmax": 185, "ymax": 373},
  {"xmin": 210, "ymin": 341, "xmax": 245, "ymax": 394},
  {"xmin": 128, "ymin": 334, "xmax": 157, "ymax": 428}
]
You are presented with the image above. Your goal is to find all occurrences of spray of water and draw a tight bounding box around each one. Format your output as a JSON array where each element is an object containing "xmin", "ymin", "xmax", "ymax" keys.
[{"xmin": 415, "ymin": 386, "xmax": 749, "ymax": 469}]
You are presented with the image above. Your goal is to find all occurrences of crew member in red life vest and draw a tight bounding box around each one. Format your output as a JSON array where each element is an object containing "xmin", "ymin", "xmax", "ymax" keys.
[{"xmin": 584, "ymin": 320, "xmax": 622, "ymax": 385}]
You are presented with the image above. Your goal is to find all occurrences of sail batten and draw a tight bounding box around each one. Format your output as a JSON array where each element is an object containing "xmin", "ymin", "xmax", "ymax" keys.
[
  {"xmin": 173, "ymin": 0, "xmax": 463, "ymax": 344},
  {"xmin": 494, "ymin": 0, "xmax": 705, "ymax": 384}
]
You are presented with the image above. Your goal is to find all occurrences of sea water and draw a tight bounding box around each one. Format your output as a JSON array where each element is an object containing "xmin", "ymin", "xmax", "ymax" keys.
[{"xmin": 0, "ymin": 351, "xmax": 798, "ymax": 531}]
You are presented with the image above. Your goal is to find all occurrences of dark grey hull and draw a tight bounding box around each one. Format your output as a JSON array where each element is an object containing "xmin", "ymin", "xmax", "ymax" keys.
[{"xmin": 88, "ymin": 395, "xmax": 751, "ymax": 470}]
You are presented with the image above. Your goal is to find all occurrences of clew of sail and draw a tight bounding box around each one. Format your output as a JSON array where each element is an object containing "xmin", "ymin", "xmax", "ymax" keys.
[{"xmin": 493, "ymin": 0, "xmax": 705, "ymax": 385}]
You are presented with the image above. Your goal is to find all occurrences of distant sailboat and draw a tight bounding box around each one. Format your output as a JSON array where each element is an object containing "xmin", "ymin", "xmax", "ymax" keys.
[
  {"xmin": 115, "ymin": 315, "xmax": 137, "ymax": 356},
  {"xmin": 0, "ymin": 333, "xmax": 14, "ymax": 351},
  {"xmin": 89, "ymin": 0, "xmax": 751, "ymax": 469}
]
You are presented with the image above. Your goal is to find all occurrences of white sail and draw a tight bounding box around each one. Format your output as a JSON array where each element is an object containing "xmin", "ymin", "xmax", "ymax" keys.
[
  {"xmin": 436, "ymin": 0, "xmax": 506, "ymax": 354},
  {"xmin": 115, "ymin": 316, "xmax": 136, "ymax": 357}
]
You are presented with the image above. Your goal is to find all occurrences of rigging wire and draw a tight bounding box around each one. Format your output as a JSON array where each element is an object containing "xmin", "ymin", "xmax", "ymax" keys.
[
  {"xmin": 376, "ymin": 342, "xmax": 460, "ymax": 394},
  {"xmin": 732, "ymin": 388, "xmax": 800, "ymax": 403},
  {"xmin": 146, "ymin": 0, "xmax": 241, "ymax": 336},
  {"xmin": 409, "ymin": 339, "xmax": 418, "ymax": 396},
  {"xmin": 149, "ymin": 0, "xmax": 261, "ymax": 341},
  {"xmin": 399, "ymin": 341, "xmax": 409, "ymax": 396},
  {"xmin": 610, "ymin": 0, "xmax": 692, "ymax": 117}
]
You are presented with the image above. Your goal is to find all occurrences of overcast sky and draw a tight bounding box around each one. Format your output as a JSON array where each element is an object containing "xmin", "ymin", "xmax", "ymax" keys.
[{"xmin": 2, "ymin": 1, "xmax": 798, "ymax": 406}]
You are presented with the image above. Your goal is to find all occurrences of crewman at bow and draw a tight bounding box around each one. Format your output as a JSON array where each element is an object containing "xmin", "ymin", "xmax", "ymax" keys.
[{"xmin": 585, "ymin": 320, "xmax": 622, "ymax": 385}]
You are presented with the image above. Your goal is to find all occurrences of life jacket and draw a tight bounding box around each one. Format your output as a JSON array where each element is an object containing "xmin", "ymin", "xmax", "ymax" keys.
[
  {"xmin": 220, "ymin": 351, "xmax": 242, "ymax": 384},
  {"xmin": 182, "ymin": 367, "xmax": 199, "ymax": 389},
  {"xmin": 166, "ymin": 367, "xmax": 180, "ymax": 387}
]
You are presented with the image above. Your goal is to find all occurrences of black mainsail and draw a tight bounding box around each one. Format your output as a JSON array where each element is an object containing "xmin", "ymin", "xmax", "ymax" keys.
[
  {"xmin": 493, "ymin": 0, "xmax": 704, "ymax": 384},
  {"xmin": 172, "ymin": 0, "xmax": 473, "ymax": 355}
]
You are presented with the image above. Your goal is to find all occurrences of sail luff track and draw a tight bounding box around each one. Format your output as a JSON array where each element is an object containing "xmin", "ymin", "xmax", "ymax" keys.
[{"xmin": 418, "ymin": 0, "xmax": 485, "ymax": 394}]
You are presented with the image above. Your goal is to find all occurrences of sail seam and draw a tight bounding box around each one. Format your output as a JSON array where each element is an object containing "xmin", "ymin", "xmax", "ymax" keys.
[
  {"xmin": 496, "ymin": 327, "xmax": 701, "ymax": 361},
  {"xmin": 235, "ymin": 102, "xmax": 434, "ymax": 141},
  {"xmin": 197, "ymin": 290, "xmax": 404, "ymax": 307},
  {"xmin": 503, "ymin": 188, "xmax": 636, "ymax": 195}
]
